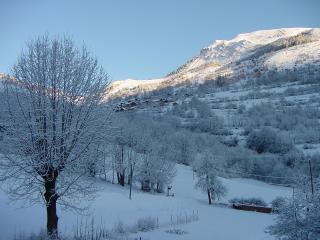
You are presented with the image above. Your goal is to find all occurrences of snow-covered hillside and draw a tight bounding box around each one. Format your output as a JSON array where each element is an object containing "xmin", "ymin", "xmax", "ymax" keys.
[
  {"xmin": 0, "ymin": 165, "xmax": 291, "ymax": 240},
  {"xmin": 181, "ymin": 28, "xmax": 312, "ymax": 71},
  {"xmin": 106, "ymin": 28, "xmax": 320, "ymax": 99},
  {"xmin": 265, "ymin": 39, "xmax": 320, "ymax": 68}
]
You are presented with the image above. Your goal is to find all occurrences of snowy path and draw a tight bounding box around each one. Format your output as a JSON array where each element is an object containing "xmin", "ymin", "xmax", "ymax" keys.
[{"xmin": 0, "ymin": 165, "xmax": 291, "ymax": 240}]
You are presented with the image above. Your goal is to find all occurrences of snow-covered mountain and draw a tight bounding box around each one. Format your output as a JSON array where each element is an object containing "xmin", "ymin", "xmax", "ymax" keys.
[{"xmin": 106, "ymin": 28, "xmax": 320, "ymax": 99}]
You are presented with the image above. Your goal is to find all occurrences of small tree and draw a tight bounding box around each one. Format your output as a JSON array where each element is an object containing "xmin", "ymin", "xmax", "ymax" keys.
[
  {"xmin": 0, "ymin": 36, "xmax": 110, "ymax": 237},
  {"xmin": 194, "ymin": 152, "xmax": 227, "ymax": 204}
]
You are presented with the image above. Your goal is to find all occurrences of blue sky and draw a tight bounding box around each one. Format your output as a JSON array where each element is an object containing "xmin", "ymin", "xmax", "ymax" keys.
[{"xmin": 0, "ymin": 0, "xmax": 319, "ymax": 80}]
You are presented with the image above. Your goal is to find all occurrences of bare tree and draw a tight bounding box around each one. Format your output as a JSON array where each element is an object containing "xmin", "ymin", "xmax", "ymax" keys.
[
  {"xmin": 194, "ymin": 151, "xmax": 227, "ymax": 205},
  {"xmin": 0, "ymin": 36, "xmax": 110, "ymax": 237},
  {"xmin": 109, "ymin": 113, "xmax": 137, "ymax": 188}
]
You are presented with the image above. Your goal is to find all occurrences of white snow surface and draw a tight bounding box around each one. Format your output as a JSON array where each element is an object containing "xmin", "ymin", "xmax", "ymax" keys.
[
  {"xmin": 107, "ymin": 78, "xmax": 166, "ymax": 96},
  {"xmin": 265, "ymin": 40, "xmax": 320, "ymax": 68},
  {"xmin": 190, "ymin": 28, "xmax": 312, "ymax": 68},
  {"xmin": 0, "ymin": 165, "xmax": 291, "ymax": 240},
  {"xmin": 228, "ymin": 28, "xmax": 311, "ymax": 45}
]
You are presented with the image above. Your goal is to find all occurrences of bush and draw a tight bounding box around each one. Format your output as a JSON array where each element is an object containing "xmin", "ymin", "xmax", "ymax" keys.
[
  {"xmin": 229, "ymin": 197, "xmax": 268, "ymax": 207},
  {"xmin": 165, "ymin": 228, "xmax": 188, "ymax": 235},
  {"xmin": 268, "ymin": 185, "xmax": 320, "ymax": 240},
  {"xmin": 246, "ymin": 127, "xmax": 293, "ymax": 154},
  {"xmin": 282, "ymin": 149, "xmax": 304, "ymax": 168},
  {"xmin": 132, "ymin": 216, "xmax": 158, "ymax": 232},
  {"xmin": 187, "ymin": 115, "xmax": 229, "ymax": 135},
  {"xmin": 253, "ymin": 153, "xmax": 278, "ymax": 173},
  {"xmin": 222, "ymin": 136, "xmax": 239, "ymax": 147},
  {"xmin": 308, "ymin": 153, "xmax": 320, "ymax": 178},
  {"xmin": 13, "ymin": 231, "xmax": 52, "ymax": 240},
  {"xmin": 73, "ymin": 219, "xmax": 111, "ymax": 240},
  {"xmin": 271, "ymin": 197, "xmax": 287, "ymax": 213},
  {"xmin": 112, "ymin": 221, "xmax": 128, "ymax": 236},
  {"xmin": 224, "ymin": 147, "xmax": 254, "ymax": 174},
  {"xmin": 303, "ymin": 143, "xmax": 314, "ymax": 149},
  {"xmin": 237, "ymin": 104, "xmax": 246, "ymax": 114},
  {"xmin": 270, "ymin": 163, "xmax": 294, "ymax": 184},
  {"xmin": 224, "ymin": 102, "xmax": 237, "ymax": 109}
]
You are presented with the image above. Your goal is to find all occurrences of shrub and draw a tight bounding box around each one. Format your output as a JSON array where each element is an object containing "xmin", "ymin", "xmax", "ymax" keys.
[
  {"xmin": 112, "ymin": 221, "xmax": 128, "ymax": 236},
  {"xmin": 246, "ymin": 127, "xmax": 293, "ymax": 154},
  {"xmin": 224, "ymin": 102, "xmax": 237, "ymax": 109},
  {"xmin": 222, "ymin": 136, "xmax": 239, "ymax": 147},
  {"xmin": 237, "ymin": 104, "xmax": 246, "ymax": 114},
  {"xmin": 271, "ymin": 197, "xmax": 287, "ymax": 213},
  {"xmin": 229, "ymin": 197, "xmax": 268, "ymax": 207},
  {"xmin": 132, "ymin": 216, "xmax": 158, "ymax": 232},
  {"xmin": 165, "ymin": 228, "xmax": 188, "ymax": 235},
  {"xmin": 73, "ymin": 219, "xmax": 110, "ymax": 240},
  {"xmin": 282, "ymin": 149, "xmax": 304, "ymax": 168},
  {"xmin": 310, "ymin": 153, "xmax": 320, "ymax": 178},
  {"xmin": 13, "ymin": 231, "xmax": 51, "ymax": 240}
]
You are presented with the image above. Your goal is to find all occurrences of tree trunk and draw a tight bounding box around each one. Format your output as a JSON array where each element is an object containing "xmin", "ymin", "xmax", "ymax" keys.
[
  {"xmin": 206, "ymin": 174, "xmax": 212, "ymax": 205},
  {"xmin": 207, "ymin": 189, "xmax": 212, "ymax": 205},
  {"xmin": 129, "ymin": 164, "xmax": 133, "ymax": 200},
  {"xmin": 120, "ymin": 173, "xmax": 125, "ymax": 186},
  {"xmin": 117, "ymin": 172, "xmax": 125, "ymax": 186},
  {"xmin": 112, "ymin": 159, "xmax": 115, "ymax": 184},
  {"xmin": 116, "ymin": 146, "xmax": 126, "ymax": 186},
  {"xmin": 44, "ymin": 177, "xmax": 59, "ymax": 237}
]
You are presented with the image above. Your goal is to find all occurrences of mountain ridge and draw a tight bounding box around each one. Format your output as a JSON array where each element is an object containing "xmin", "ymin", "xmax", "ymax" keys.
[{"xmin": 106, "ymin": 27, "xmax": 320, "ymax": 100}]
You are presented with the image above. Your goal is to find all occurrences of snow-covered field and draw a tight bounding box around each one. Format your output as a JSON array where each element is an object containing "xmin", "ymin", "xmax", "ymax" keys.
[{"xmin": 0, "ymin": 165, "xmax": 291, "ymax": 240}]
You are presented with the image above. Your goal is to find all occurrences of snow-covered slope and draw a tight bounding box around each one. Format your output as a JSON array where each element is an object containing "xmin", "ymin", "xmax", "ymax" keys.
[
  {"xmin": 265, "ymin": 39, "xmax": 320, "ymax": 68},
  {"xmin": 0, "ymin": 164, "xmax": 291, "ymax": 240},
  {"xmin": 183, "ymin": 28, "xmax": 311, "ymax": 70},
  {"xmin": 106, "ymin": 78, "xmax": 165, "ymax": 97},
  {"xmin": 106, "ymin": 28, "xmax": 320, "ymax": 99}
]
